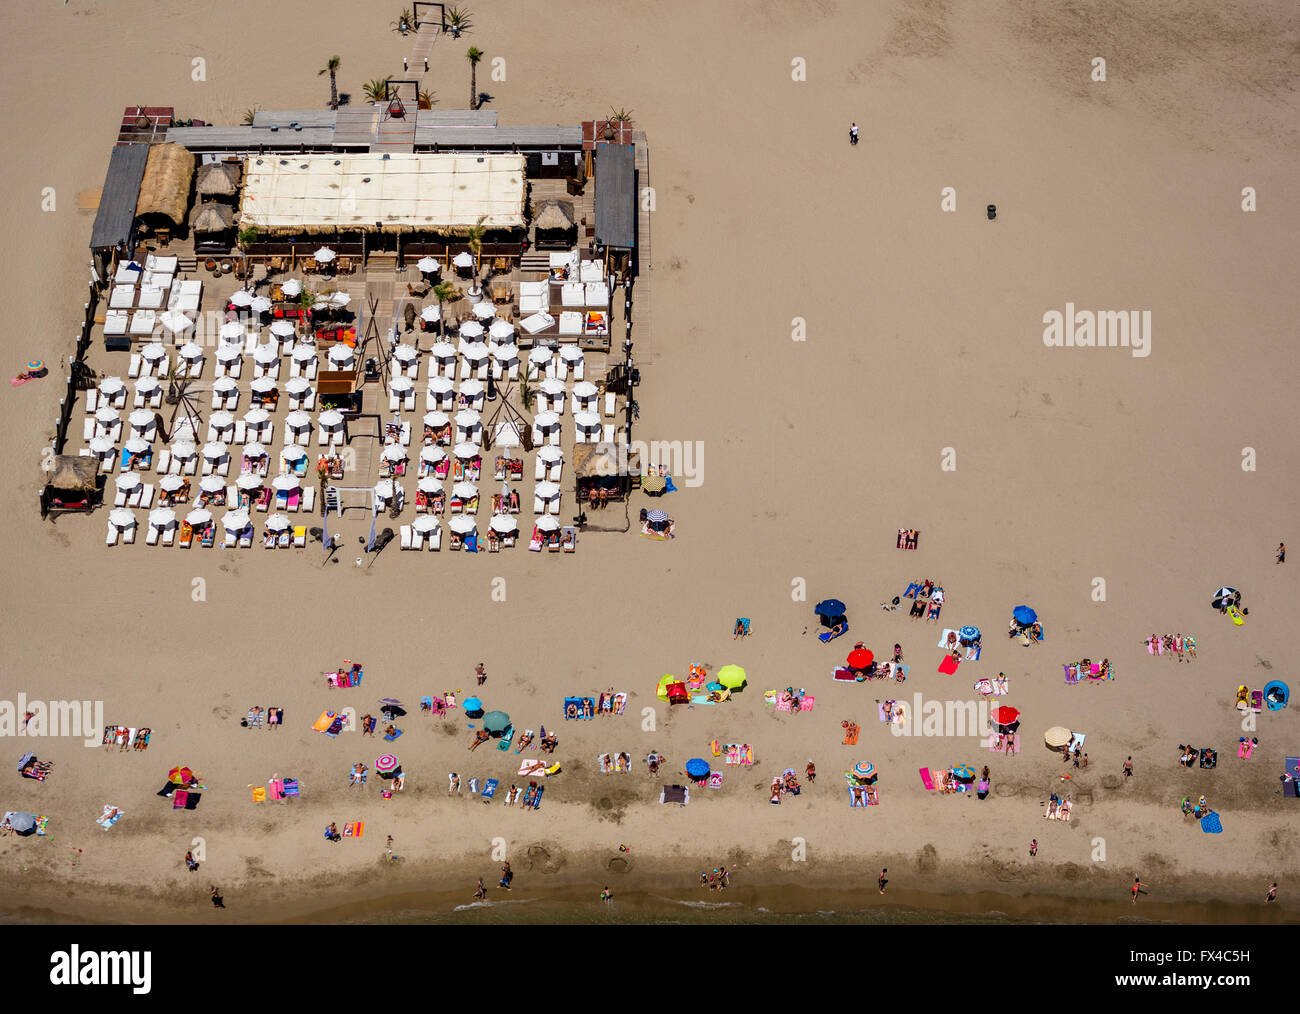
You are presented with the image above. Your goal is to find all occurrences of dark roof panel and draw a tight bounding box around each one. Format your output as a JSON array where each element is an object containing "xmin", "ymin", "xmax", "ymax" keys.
[
  {"xmin": 90, "ymin": 144, "xmax": 149, "ymax": 250},
  {"xmin": 594, "ymin": 143, "xmax": 635, "ymax": 250}
]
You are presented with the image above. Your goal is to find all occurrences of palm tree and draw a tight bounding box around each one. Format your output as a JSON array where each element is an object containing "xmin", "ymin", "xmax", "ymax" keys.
[
  {"xmin": 299, "ymin": 290, "xmax": 318, "ymax": 326},
  {"xmin": 608, "ymin": 107, "xmax": 634, "ymax": 122},
  {"xmin": 241, "ymin": 108, "xmax": 260, "ymax": 125},
  {"xmin": 465, "ymin": 214, "xmax": 487, "ymax": 275},
  {"xmin": 466, "ymin": 47, "xmax": 483, "ymax": 109},
  {"xmin": 236, "ymin": 226, "xmax": 258, "ymax": 281},
  {"xmin": 362, "ymin": 78, "xmax": 389, "ymax": 104},
  {"xmin": 432, "ymin": 281, "xmax": 456, "ymax": 337},
  {"xmin": 446, "ymin": 6, "xmax": 473, "ymax": 38},
  {"xmin": 318, "ymin": 56, "xmax": 341, "ymax": 110},
  {"xmin": 418, "ymin": 88, "xmax": 437, "ymax": 111},
  {"xmin": 391, "ymin": 8, "xmax": 414, "ymax": 34}
]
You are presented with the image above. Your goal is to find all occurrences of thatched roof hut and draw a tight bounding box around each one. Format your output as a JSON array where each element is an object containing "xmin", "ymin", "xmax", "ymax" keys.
[
  {"xmin": 533, "ymin": 200, "xmax": 575, "ymax": 231},
  {"xmin": 136, "ymin": 143, "xmax": 195, "ymax": 226},
  {"xmin": 195, "ymin": 161, "xmax": 242, "ymax": 197},
  {"xmin": 191, "ymin": 202, "xmax": 235, "ymax": 232},
  {"xmin": 49, "ymin": 455, "xmax": 99, "ymax": 493},
  {"xmin": 574, "ymin": 441, "xmax": 637, "ymax": 479}
]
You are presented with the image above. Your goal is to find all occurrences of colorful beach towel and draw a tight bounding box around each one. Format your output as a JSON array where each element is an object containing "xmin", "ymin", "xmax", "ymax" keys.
[
  {"xmin": 919, "ymin": 767, "xmax": 935, "ymax": 790},
  {"xmin": 283, "ymin": 779, "xmax": 300, "ymax": 797},
  {"xmin": 482, "ymin": 778, "xmax": 499, "ymax": 800},
  {"xmin": 96, "ymin": 805, "xmax": 124, "ymax": 830},
  {"xmin": 707, "ymin": 772, "xmax": 723, "ymax": 788},
  {"xmin": 974, "ymin": 679, "xmax": 993, "ymax": 696},
  {"xmin": 250, "ymin": 786, "xmax": 267, "ymax": 803},
  {"xmin": 344, "ymin": 821, "xmax": 364, "ymax": 838},
  {"xmin": 843, "ymin": 723, "xmax": 860, "ymax": 746},
  {"xmin": 1200, "ymin": 812, "xmax": 1223, "ymax": 833}
]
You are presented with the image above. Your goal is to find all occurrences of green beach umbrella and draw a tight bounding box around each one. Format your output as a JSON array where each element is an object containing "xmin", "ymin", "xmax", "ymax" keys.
[
  {"xmin": 483, "ymin": 710, "xmax": 511, "ymax": 734},
  {"xmin": 657, "ymin": 674, "xmax": 677, "ymax": 700},
  {"xmin": 716, "ymin": 665, "xmax": 747, "ymax": 690}
]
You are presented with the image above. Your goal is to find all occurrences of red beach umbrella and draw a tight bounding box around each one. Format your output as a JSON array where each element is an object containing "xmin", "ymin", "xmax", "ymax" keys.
[
  {"xmin": 990, "ymin": 706, "xmax": 1020, "ymax": 726},
  {"xmin": 847, "ymin": 648, "xmax": 874, "ymax": 669}
]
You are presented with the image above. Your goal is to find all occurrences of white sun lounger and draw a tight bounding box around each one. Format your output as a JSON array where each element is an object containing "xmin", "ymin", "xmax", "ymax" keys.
[{"xmin": 400, "ymin": 525, "xmax": 412, "ymax": 550}]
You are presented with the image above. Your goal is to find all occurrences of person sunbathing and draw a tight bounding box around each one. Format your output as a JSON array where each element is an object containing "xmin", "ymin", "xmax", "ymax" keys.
[
  {"xmin": 909, "ymin": 599, "xmax": 926, "ymax": 619},
  {"xmin": 469, "ymin": 730, "xmax": 491, "ymax": 751}
]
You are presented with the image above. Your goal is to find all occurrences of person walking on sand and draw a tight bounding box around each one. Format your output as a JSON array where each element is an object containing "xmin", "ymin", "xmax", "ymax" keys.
[
  {"xmin": 209, "ymin": 885, "xmax": 225, "ymax": 909},
  {"xmin": 806, "ymin": 760, "xmax": 816, "ymax": 784},
  {"xmin": 1277, "ymin": 542, "xmax": 1286, "ymax": 564},
  {"xmin": 849, "ymin": 122, "xmax": 860, "ymax": 146},
  {"xmin": 184, "ymin": 850, "xmax": 200, "ymax": 872},
  {"xmin": 1029, "ymin": 839, "xmax": 1037, "ymax": 857},
  {"xmin": 474, "ymin": 877, "xmax": 487, "ymax": 901},
  {"xmin": 1131, "ymin": 877, "xmax": 1144, "ymax": 903},
  {"xmin": 878, "ymin": 868, "xmax": 888, "ymax": 894},
  {"xmin": 601, "ymin": 886, "xmax": 612, "ymax": 903},
  {"xmin": 1266, "ymin": 882, "xmax": 1278, "ymax": 903},
  {"xmin": 475, "ymin": 662, "xmax": 488, "ymax": 685},
  {"xmin": 1123, "ymin": 757, "xmax": 1134, "ymax": 779}
]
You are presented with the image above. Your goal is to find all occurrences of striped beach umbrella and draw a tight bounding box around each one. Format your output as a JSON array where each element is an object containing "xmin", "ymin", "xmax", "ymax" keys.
[
  {"xmin": 853, "ymin": 761, "xmax": 875, "ymax": 780},
  {"xmin": 375, "ymin": 754, "xmax": 399, "ymax": 774},
  {"xmin": 646, "ymin": 510, "xmax": 668, "ymax": 524}
]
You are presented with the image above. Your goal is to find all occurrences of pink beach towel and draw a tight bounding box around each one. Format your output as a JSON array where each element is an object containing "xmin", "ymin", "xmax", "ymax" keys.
[
  {"xmin": 800, "ymin": 695, "xmax": 815, "ymax": 712},
  {"xmin": 919, "ymin": 767, "xmax": 935, "ymax": 790}
]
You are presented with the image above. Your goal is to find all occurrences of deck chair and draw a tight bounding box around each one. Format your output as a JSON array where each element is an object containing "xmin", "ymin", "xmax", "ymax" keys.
[
  {"xmin": 128, "ymin": 354, "xmax": 142, "ymax": 379},
  {"xmin": 85, "ymin": 390, "xmax": 99, "ymax": 413},
  {"xmin": 400, "ymin": 525, "xmax": 412, "ymax": 550}
]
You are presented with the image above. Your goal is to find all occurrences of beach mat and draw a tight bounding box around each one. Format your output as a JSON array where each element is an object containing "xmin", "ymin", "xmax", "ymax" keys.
[
  {"xmin": 919, "ymin": 767, "xmax": 935, "ymax": 790},
  {"xmin": 937, "ymin": 655, "xmax": 960, "ymax": 676},
  {"xmin": 1200, "ymin": 812, "xmax": 1223, "ymax": 833},
  {"xmin": 842, "ymin": 724, "xmax": 860, "ymax": 746}
]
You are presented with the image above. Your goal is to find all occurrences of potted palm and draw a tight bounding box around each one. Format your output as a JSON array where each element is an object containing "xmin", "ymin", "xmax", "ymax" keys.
[
  {"xmin": 236, "ymin": 226, "xmax": 258, "ymax": 281},
  {"xmin": 431, "ymin": 281, "xmax": 456, "ymax": 337},
  {"xmin": 446, "ymin": 6, "xmax": 473, "ymax": 38},
  {"xmin": 391, "ymin": 8, "xmax": 414, "ymax": 35}
]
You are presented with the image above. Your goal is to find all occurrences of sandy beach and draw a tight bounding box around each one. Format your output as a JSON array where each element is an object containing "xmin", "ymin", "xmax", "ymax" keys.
[{"xmin": 0, "ymin": 0, "xmax": 1297, "ymax": 926}]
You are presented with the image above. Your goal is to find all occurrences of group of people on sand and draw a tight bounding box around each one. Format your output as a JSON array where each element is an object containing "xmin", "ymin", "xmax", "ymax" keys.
[
  {"xmin": 1144, "ymin": 633, "xmax": 1196, "ymax": 660},
  {"xmin": 770, "ymin": 770, "xmax": 802, "ymax": 803},
  {"xmin": 1045, "ymin": 792, "xmax": 1072, "ymax": 820},
  {"xmin": 895, "ymin": 529, "xmax": 920, "ymax": 549},
  {"xmin": 903, "ymin": 580, "xmax": 944, "ymax": 621},
  {"xmin": 586, "ymin": 487, "xmax": 615, "ymax": 509},
  {"xmin": 1181, "ymin": 794, "xmax": 1212, "ymax": 818},
  {"xmin": 700, "ymin": 866, "xmax": 731, "ymax": 890}
]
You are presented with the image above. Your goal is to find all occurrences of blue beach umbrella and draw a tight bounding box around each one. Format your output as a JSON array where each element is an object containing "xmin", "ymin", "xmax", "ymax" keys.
[
  {"xmin": 1012, "ymin": 605, "xmax": 1037, "ymax": 626},
  {"xmin": 463, "ymin": 697, "xmax": 484, "ymax": 717},
  {"xmin": 959, "ymin": 625, "xmax": 981, "ymax": 642},
  {"xmin": 685, "ymin": 758, "xmax": 710, "ymax": 779},
  {"xmin": 814, "ymin": 599, "xmax": 847, "ymax": 618},
  {"xmin": 951, "ymin": 765, "xmax": 976, "ymax": 782}
]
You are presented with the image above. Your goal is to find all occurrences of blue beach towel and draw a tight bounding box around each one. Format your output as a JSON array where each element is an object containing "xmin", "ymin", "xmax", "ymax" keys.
[
  {"xmin": 663, "ymin": 476, "xmax": 678, "ymax": 493},
  {"xmin": 481, "ymin": 778, "xmax": 499, "ymax": 800},
  {"xmin": 1200, "ymin": 812, "xmax": 1223, "ymax": 834}
]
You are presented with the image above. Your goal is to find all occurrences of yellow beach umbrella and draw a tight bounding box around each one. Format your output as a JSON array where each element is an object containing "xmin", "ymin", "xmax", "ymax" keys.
[{"xmin": 716, "ymin": 665, "xmax": 747, "ymax": 690}]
